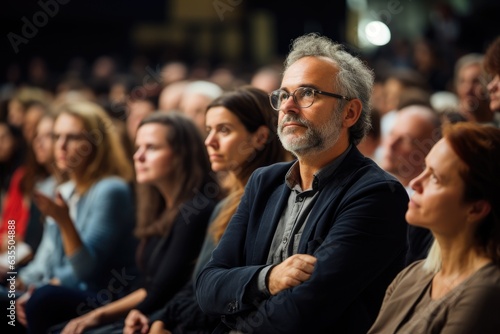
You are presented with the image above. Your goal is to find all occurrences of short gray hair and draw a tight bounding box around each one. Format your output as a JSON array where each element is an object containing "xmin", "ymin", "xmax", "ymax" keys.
[
  {"xmin": 285, "ymin": 33, "xmax": 374, "ymax": 145},
  {"xmin": 454, "ymin": 53, "xmax": 484, "ymax": 87}
]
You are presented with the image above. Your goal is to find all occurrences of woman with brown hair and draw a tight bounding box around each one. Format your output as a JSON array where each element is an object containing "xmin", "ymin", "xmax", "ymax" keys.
[
  {"xmin": 369, "ymin": 122, "xmax": 500, "ymax": 333},
  {"xmin": 57, "ymin": 111, "xmax": 218, "ymax": 333}
]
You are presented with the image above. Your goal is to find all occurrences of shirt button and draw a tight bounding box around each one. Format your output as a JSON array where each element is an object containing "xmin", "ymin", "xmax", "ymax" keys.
[{"xmin": 283, "ymin": 237, "xmax": 288, "ymax": 244}]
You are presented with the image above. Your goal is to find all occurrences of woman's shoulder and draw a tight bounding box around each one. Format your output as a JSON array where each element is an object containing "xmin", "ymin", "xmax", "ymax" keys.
[
  {"xmin": 468, "ymin": 262, "xmax": 500, "ymax": 287},
  {"xmin": 91, "ymin": 176, "xmax": 132, "ymax": 193},
  {"xmin": 398, "ymin": 260, "xmax": 428, "ymax": 278},
  {"xmin": 390, "ymin": 260, "xmax": 431, "ymax": 290}
]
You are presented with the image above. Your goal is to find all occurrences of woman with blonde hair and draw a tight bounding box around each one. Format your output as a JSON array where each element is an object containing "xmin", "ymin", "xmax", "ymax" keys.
[
  {"xmin": 8, "ymin": 100, "xmax": 138, "ymax": 333},
  {"xmin": 369, "ymin": 122, "xmax": 500, "ymax": 333}
]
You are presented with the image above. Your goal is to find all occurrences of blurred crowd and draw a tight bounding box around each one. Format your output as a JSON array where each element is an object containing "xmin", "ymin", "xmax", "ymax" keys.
[{"xmin": 0, "ymin": 30, "xmax": 499, "ymax": 333}]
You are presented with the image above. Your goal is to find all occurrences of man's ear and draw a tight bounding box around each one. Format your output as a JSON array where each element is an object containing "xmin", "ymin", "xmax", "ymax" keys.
[
  {"xmin": 252, "ymin": 125, "xmax": 270, "ymax": 149},
  {"xmin": 342, "ymin": 99, "xmax": 362, "ymax": 128}
]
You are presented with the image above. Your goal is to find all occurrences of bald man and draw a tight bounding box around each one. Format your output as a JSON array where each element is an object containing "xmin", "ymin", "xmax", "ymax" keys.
[{"xmin": 380, "ymin": 104, "xmax": 442, "ymax": 264}]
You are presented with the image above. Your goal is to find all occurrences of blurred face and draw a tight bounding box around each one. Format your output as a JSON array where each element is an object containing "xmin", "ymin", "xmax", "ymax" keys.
[
  {"xmin": 23, "ymin": 105, "xmax": 45, "ymax": 143},
  {"xmin": 277, "ymin": 56, "xmax": 344, "ymax": 156},
  {"xmin": 7, "ymin": 99, "xmax": 24, "ymax": 127},
  {"xmin": 205, "ymin": 106, "xmax": 258, "ymax": 173},
  {"xmin": 134, "ymin": 123, "xmax": 175, "ymax": 185},
  {"xmin": 53, "ymin": 113, "xmax": 92, "ymax": 176},
  {"xmin": 381, "ymin": 110, "xmax": 435, "ymax": 185},
  {"xmin": 181, "ymin": 94, "xmax": 212, "ymax": 133},
  {"xmin": 384, "ymin": 78, "xmax": 403, "ymax": 113},
  {"xmin": 406, "ymin": 139, "xmax": 470, "ymax": 235},
  {"xmin": 0, "ymin": 124, "xmax": 15, "ymax": 162},
  {"xmin": 126, "ymin": 100, "xmax": 155, "ymax": 141},
  {"xmin": 33, "ymin": 117, "xmax": 54, "ymax": 165},
  {"xmin": 456, "ymin": 64, "xmax": 486, "ymax": 114},
  {"xmin": 487, "ymin": 74, "xmax": 500, "ymax": 111}
]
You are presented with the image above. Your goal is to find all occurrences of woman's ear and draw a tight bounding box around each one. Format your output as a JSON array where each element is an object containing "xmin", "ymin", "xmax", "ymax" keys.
[
  {"xmin": 252, "ymin": 125, "xmax": 270, "ymax": 149},
  {"xmin": 468, "ymin": 200, "xmax": 492, "ymax": 224}
]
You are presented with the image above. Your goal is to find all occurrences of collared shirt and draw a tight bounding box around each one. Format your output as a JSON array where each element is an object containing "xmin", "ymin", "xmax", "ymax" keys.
[{"xmin": 257, "ymin": 145, "xmax": 352, "ymax": 294}]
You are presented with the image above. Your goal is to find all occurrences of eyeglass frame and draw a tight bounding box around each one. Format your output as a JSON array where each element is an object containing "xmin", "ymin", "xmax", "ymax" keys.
[{"xmin": 269, "ymin": 86, "xmax": 353, "ymax": 111}]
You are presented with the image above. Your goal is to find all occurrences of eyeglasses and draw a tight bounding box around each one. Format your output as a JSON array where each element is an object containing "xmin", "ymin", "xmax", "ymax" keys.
[{"xmin": 269, "ymin": 87, "xmax": 353, "ymax": 111}]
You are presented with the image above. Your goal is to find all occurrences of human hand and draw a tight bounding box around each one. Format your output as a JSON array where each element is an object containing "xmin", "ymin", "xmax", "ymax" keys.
[
  {"xmin": 16, "ymin": 285, "xmax": 35, "ymax": 327},
  {"xmin": 268, "ymin": 254, "xmax": 317, "ymax": 295},
  {"xmin": 32, "ymin": 191, "xmax": 71, "ymax": 226},
  {"xmin": 123, "ymin": 309, "xmax": 150, "ymax": 334},
  {"xmin": 149, "ymin": 320, "xmax": 171, "ymax": 334},
  {"xmin": 61, "ymin": 310, "xmax": 102, "ymax": 334},
  {"xmin": 15, "ymin": 278, "xmax": 26, "ymax": 291},
  {"xmin": 49, "ymin": 277, "xmax": 61, "ymax": 286}
]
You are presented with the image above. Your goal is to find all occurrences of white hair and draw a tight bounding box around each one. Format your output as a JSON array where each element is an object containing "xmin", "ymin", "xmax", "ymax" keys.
[{"xmin": 183, "ymin": 81, "xmax": 223, "ymax": 100}]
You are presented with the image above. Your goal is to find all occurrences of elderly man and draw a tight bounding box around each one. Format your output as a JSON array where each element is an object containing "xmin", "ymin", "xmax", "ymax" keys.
[
  {"xmin": 380, "ymin": 104, "xmax": 441, "ymax": 190},
  {"xmin": 380, "ymin": 104, "xmax": 441, "ymax": 265},
  {"xmin": 196, "ymin": 34, "xmax": 408, "ymax": 334}
]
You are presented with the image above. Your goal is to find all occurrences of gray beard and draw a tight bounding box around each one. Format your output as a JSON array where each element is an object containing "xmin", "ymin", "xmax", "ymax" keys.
[{"xmin": 278, "ymin": 113, "xmax": 342, "ymax": 157}]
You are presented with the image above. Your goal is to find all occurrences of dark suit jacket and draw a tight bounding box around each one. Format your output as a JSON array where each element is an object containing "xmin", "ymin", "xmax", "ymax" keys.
[{"xmin": 196, "ymin": 147, "xmax": 409, "ymax": 334}]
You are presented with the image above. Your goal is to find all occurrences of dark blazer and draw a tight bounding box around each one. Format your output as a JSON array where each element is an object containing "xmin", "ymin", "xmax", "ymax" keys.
[{"xmin": 196, "ymin": 147, "xmax": 409, "ymax": 334}]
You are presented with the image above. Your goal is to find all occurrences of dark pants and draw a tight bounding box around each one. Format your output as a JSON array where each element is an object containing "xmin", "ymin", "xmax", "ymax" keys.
[{"xmin": 25, "ymin": 285, "xmax": 99, "ymax": 334}]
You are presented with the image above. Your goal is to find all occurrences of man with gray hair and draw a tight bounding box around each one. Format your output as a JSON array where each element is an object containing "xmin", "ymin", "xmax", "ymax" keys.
[{"xmin": 196, "ymin": 34, "xmax": 408, "ymax": 333}]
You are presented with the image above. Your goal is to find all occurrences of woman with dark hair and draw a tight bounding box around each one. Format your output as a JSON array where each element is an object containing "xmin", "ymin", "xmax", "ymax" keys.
[
  {"xmin": 123, "ymin": 86, "xmax": 288, "ymax": 334},
  {"xmin": 369, "ymin": 122, "xmax": 500, "ymax": 333},
  {"xmin": 58, "ymin": 112, "xmax": 218, "ymax": 333}
]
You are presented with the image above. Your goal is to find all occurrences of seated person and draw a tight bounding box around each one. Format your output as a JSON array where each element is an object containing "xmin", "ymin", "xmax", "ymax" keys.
[
  {"xmin": 53, "ymin": 112, "xmax": 218, "ymax": 333},
  {"xmin": 369, "ymin": 123, "xmax": 500, "ymax": 333},
  {"xmin": 123, "ymin": 86, "xmax": 288, "ymax": 334}
]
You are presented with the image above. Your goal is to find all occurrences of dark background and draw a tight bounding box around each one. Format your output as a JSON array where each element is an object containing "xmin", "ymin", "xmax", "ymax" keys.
[{"xmin": 1, "ymin": 0, "xmax": 499, "ymax": 82}]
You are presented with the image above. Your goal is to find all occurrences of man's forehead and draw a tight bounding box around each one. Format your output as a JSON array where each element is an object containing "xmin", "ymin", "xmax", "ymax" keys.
[{"xmin": 282, "ymin": 56, "xmax": 338, "ymax": 87}]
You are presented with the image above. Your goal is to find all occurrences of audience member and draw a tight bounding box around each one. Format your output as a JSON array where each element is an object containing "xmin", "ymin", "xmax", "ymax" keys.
[
  {"xmin": 250, "ymin": 65, "xmax": 282, "ymax": 93},
  {"xmin": 7, "ymin": 100, "xmax": 138, "ymax": 333},
  {"xmin": 0, "ymin": 122, "xmax": 28, "ymax": 250},
  {"xmin": 0, "ymin": 114, "xmax": 62, "ymax": 273},
  {"xmin": 379, "ymin": 104, "xmax": 442, "ymax": 265},
  {"xmin": 484, "ymin": 36, "xmax": 500, "ymax": 115},
  {"xmin": 178, "ymin": 81, "xmax": 223, "ymax": 133},
  {"xmin": 158, "ymin": 80, "xmax": 190, "ymax": 112},
  {"xmin": 369, "ymin": 123, "xmax": 500, "ymax": 333},
  {"xmin": 6, "ymin": 87, "xmax": 49, "ymax": 128},
  {"xmin": 125, "ymin": 97, "xmax": 156, "ymax": 143},
  {"xmin": 196, "ymin": 33, "xmax": 408, "ymax": 334},
  {"xmin": 380, "ymin": 105, "xmax": 441, "ymax": 190},
  {"xmin": 57, "ymin": 112, "xmax": 218, "ymax": 333},
  {"xmin": 454, "ymin": 53, "xmax": 498, "ymax": 126}
]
